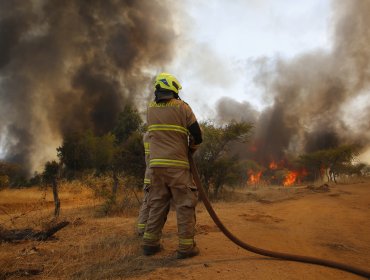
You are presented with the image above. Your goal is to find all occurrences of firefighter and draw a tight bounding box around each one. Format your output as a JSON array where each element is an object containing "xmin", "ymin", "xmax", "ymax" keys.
[
  {"xmin": 136, "ymin": 132, "xmax": 152, "ymax": 236},
  {"xmin": 136, "ymin": 132, "xmax": 169, "ymax": 235},
  {"xmin": 143, "ymin": 72, "xmax": 202, "ymax": 259}
]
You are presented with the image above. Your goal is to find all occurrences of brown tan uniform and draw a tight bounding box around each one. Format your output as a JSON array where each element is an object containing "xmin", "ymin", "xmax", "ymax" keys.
[
  {"xmin": 137, "ymin": 132, "xmax": 170, "ymax": 235},
  {"xmin": 136, "ymin": 132, "xmax": 151, "ymax": 235},
  {"xmin": 144, "ymin": 98, "xmax": 199, "ymax": 252}
]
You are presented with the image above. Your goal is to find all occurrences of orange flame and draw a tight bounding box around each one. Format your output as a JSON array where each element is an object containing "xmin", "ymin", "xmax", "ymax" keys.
[
  {"xmin": 269, "ymin": 160, "xmax": 277, "ymax": 169},
  {"xmin": 301, "ymin": 168, "xmax": 308, "ymax": 177},
  {"xmin": 283, "ymin": 171, "xmax": 298, "ymax": 186},
  {"xmin": 249, "ymin": 145, "xmax": 257, "ymax": 152},
  {"xmin": 248, "ymin": 171, "xmax": 262, "ymax": 184}
]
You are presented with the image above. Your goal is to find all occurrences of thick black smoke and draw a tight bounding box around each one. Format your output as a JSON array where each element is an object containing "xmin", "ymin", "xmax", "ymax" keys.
[
  {"xmin": 0, "ymin": 0, "xmax": 177, "ymax": 171},
  {"xmin": 217, "ymin": 1, "xmax": 370, "ymax": 165}
]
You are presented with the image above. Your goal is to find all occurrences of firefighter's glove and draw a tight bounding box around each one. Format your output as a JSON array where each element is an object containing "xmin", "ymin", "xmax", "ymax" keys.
[{"xmin": 189, "ymin": 144, "xmax": 200, "ymax": 155}]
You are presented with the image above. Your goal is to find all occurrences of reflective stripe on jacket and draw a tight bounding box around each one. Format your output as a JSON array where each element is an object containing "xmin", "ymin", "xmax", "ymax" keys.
[{"xmin": 147, "ymin": 99, "xmax": 197, "ymax": 169}]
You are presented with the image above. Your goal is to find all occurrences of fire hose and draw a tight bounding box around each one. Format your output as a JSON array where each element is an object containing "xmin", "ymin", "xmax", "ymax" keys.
[{"xmin": 188, "ymin": 155, "xmax": 370, "ymax": 279}]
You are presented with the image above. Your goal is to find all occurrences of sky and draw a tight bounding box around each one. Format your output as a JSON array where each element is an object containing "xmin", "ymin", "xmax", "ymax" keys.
[{"xmin": 168, "ymin": 0, "xmax": 332, "ymax": 117}]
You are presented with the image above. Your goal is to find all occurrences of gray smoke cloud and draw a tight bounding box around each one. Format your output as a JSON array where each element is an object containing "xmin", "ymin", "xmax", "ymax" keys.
[
  {"xmin": 0, "ymin": 0, "xmax": 177, "ymax": 172},
  {"xmin": 215, "ymin": 97, "xmax": 258, "ymax": 124},
  {"xmin": 217, "ymin": 0, "xmax": 370, "ymax": 165}
]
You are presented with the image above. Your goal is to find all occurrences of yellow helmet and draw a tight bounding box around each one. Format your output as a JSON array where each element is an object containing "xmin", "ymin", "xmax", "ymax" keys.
[{"xmin": 154, "ymin": 72, "xmax": 182, "ymax": 94}]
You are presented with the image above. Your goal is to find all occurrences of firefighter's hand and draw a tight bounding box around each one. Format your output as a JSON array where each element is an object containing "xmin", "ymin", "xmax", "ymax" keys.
[{"xmin": 189, "ymin": 144, "xmax": 199, "ymax": 155}]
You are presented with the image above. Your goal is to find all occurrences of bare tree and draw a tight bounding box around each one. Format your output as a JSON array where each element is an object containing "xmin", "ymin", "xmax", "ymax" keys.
[{"xmin": 42, "ymin": 161, "xmax": 61, "ymax": 217}]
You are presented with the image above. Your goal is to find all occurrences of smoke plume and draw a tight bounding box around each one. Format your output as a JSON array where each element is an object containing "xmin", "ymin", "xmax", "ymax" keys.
[
  {"xmin": 218, "ymin": 0, "xmax": 370, "ymax": 164},
  {"xmin": 0, "ymin": 0, "xmax": 177, "ymax": 171},
  {"xmin": 215, "ymin": 97, "xmax": 258, "ymax": 124}
]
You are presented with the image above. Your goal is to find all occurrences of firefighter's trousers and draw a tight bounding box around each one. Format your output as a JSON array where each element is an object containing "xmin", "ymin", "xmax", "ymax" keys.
[
  {"xmin": 143, "ymin": 167, "xmax": 198, "ymax": 252},
  {"xmin": 137, "ymin": 184, "xmax": 170, "ymax": 235},
  {"xmin": 137, "ymin": 184, "xmax": 150, "ymax": 235}
]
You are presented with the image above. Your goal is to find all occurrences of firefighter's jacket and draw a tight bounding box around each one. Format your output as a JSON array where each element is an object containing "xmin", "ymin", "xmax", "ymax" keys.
[
  {"xmin": 143, "ymin": 132, "xmax": 151, "ymax": 185},
  {"xmin": 147, "ymin": 98, "xmax": 198, "ymax": 169}
]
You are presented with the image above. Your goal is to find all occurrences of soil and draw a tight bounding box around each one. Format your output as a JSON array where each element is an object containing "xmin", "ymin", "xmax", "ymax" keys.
[{"xmin": 0, "ymin": 181, "xmax": 369, "ymax": 279}]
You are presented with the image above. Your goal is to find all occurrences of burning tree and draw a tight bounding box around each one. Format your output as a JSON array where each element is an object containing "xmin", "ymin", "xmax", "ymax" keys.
[
  {"xmin": 283, "ymin": 171, "xmax": 299, "ymax": 186},
  {"xmin": 248, "ymin": 170, "xmax": 262, "ymax": 185},
  {"xmin": 240, "ymin": 159, "xmax": 265, "ymax": 186}
]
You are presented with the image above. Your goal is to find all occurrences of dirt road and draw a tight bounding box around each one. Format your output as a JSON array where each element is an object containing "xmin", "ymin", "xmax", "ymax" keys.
[{"xmin": 132, "ymin": 182, "xmax": 370, "ymax": 280}]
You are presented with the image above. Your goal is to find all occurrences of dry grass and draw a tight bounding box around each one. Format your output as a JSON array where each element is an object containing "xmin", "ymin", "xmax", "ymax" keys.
[
  {"xmin": 0, "ymin": 182, "xmax": 98, "ymax": 230},
  {"xmin": 0, "ymin": 215, "xmax": 177, "ymax": 279},
  {"xmin": 0, "ymin": 184, "xmax": 181, "ymax": 279}
]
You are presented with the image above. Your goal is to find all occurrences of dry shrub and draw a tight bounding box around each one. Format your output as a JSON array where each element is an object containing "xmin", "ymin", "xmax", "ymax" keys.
[
  {"xmin": 81, "ymin": 175, "xmax": 114, "ymax": 198},
  {"xmin": 97, "ymin": 189, "xmax": 142, "ymax": 217},
  {"xmin": 58, "ymin": 180, "xmax": 93, "ymax": 195},
  {"xmin": 81, "ymin": 174, "xmax": 144, "ymax": 217}
]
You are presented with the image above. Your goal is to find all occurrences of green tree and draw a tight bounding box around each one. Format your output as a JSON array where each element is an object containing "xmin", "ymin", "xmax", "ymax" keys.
[
  {"xmin": 109, "ymin": 105, "xmax": 144, "ymax": 199},
  {"xmin": 361, "ymin": 164, "xmax": 370, "ymax": 176},
  {"xmin": 0, "ymin": 161, "xmax": 26, "ymax": 188},
  {"xmin": 57, "ymin": 131, "xmax": 116, "ymax": 177},
  {"xmin": 113, "ymin": 104, "xmax": 143, "ymax": 144},
  {"xmin": 195, "ymin": 121, "xmax": 253, "ymax": 198},
  {"xmin": 114, "ymin": 132, "xmax": 145, "ymax": 180},
  {"xmin": 211, "ymin": 157, "xmax": 243, "ymax": 197},
  {"xmin": 326, "ymin": 145, "xmax": 360, "ymax": 182},
  {"xmin": 95, "ymin": 133, "xmax": 116, "ymax": 173},
  {"xmin": 298, "ymin": 144, "xmax": 361, "ymax": 183},
  {"xmin": 298, "ymin": 150, "xmax": 328, "ymax": 181},
  {"xmin": 57, "ymin": 131, "xmax": 95, "ymax": 174},
  {"xmin": 56, "ymin": 105, "xmax": 145, "ymax": 206}
]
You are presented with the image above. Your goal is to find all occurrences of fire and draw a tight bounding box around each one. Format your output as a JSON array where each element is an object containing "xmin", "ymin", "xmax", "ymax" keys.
[
  {"xmin": 283, "ymin": 171, "xmax": 298, "ymax": 186},
  {"xmin": 249, "ymin": 145, "xmax": 257, "ymax": 152},
  {"xmin": 269, "ymin": 160, "xmax": 277, "ymax": 169},
  {"xmin": 301, "ymin": 168, "xmax": 308, "ymax": 177},
  {"xmin": 248, "ymin": 171, "xmax": 262, "ymax": 184}
]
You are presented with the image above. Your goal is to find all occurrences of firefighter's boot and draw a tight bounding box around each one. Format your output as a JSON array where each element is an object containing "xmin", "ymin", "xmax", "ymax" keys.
[
  {"xmin": 143, "ymin": 244, "xmax": 161, "ymax": 256},
  {"xmin": 177, "ymin": 245, "xmax": 200, "ymax": 259}
]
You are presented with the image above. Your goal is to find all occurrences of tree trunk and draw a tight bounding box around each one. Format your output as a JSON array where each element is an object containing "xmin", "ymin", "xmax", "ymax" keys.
[
  {"xmin": 326, "ymin": 169, "xmax": 330, "ymax": 182},
  {"xmin": 213, "ymin": 182, "xmax": 221, "ymax": 198},
  {"xmin": 202, "ymin": 175, "xmax": 211, "ymax": 196},
  {"xmin": 52, "ymin": 178, "xmax": 60, "ymax": 217},
  {"xmin": 0, "ymin": 221, "xmax": 69, "ymax": 242},
  {"xmin": 319, "ymin": 168, "xmax": 324, "ymax": 181}
]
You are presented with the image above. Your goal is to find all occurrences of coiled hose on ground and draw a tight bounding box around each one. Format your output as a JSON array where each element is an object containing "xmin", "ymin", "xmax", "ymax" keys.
[{"xmin": 188, "ymin": 156, "xmax": 370, "ymax": 279}]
